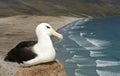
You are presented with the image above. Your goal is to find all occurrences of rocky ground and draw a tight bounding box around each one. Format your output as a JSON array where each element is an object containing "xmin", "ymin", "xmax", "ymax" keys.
[
  {"xmin": 16, "ymin": 61, "xmax": 66, "ymax": 76},
  {"xmin": 0, "ymin": 15, "xmax": 79, "ymax": 76}
]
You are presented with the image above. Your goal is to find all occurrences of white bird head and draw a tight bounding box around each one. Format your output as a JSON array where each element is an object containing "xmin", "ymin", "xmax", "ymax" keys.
[{"xmin": 36, "ymin": 23, "xmax": 63, "ymax": 39}]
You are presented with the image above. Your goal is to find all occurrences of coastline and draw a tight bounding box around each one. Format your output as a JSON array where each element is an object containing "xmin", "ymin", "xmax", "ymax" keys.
[{"xmin": 0, "ymin": 15, "xmax": 79, "ymax": 76}]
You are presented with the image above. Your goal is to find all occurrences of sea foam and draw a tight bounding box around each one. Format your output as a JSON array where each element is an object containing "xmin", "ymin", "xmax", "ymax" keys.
[
  {"xmin": 74, "ymin": 18, "xmax": 89, "ymax": 26},
  {"xmin": 85, "ymin": 38, "xmax": 110, "ymax": 50},
  {"xmin": 75, "ymin": 69, "xmax": 86, "ymax": 76},
  {"xmin": 90, "ymin": 51, "xmax": 106, "ymax": 57},
  {"xmin": 76, "ymin": 64, "xmax": 94, "ymax": 68},
  {"xmin": 65, "ymin": 55, "xmax": 89, "ymax": 63},
  {"xmin": 70, "ymin": 26, "xmax": 83, "ymax": 30},
  {"xmin": 96, "ymin": 70, "xmax": 120, "ymax": 76},
  {"xmin": 96, "ymin": 60, "xmax": 120, "ymax": 67},
  {"xmin": 80, "ymin": 32, "xmax": 87, "ymax": 37},
  {"xmin": 69, "ymin": 34, "xmax": 110, "ymax": 50},
  {"xmin": 86, "ymin": 38, "xmax": 110, "ymax": 47}
]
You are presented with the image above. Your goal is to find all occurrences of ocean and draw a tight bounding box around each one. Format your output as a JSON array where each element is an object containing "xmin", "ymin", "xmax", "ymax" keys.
[{"xmin": 53, "ymin": 16, "xmax": 120, "ymax": 76}]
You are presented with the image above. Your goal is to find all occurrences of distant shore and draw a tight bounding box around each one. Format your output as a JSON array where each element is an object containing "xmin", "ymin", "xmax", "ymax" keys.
[{"xmin": 0, "ymin": 15, "xmax": 79, "ymax": 76}]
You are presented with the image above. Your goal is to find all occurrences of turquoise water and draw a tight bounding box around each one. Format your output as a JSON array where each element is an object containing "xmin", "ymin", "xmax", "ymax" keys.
[{"xmin": 54, "ymin": 17, "xmax": 120, "ymax": 76}]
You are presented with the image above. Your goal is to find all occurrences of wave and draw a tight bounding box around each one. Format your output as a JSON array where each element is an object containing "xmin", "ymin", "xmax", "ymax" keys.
[
  {"xmin": 70, "ymin": 25, "xmax": 85, "ymax": 30},
  {"xmin": 74, "ymin": 18, "xmax": 90, "ymax": 26},
  {"xmin": 65, "ymin": 55, "xmax": 89, "ymax": 63},
  {"xmin": 96, "ymin": 60, "xmax": 120, "ymax": 67},
  {"xmin": 65, "ymin": 57, "xmax": 89, "ymax": 63},
  {"xmin": 80, "ymin": 32, "xmax": 87, "ymax": 37},
  {"xmin": 76, "ymin": 64, "xmax": 95, "ymax": 68},
  {"xmin": 69, "ymin": 51, "xmax": 75, "ymax": 53},
  {"xmin": 66, "ymin": 48, "xmax": 84, "ymax": 51},
  {"xmin": 85, "ymin": 38, "xmax": 111, "ymax": 50},
  {"xmin": 86, "ymin": 38, "xmax": 110, "ymax": 47},
  {"xmin": 69, "ymin": 34, "xmax": 110, "ymax": 50},
  {"xmin": 80, "ymin": 26, "xmax": 85, "ymax": 29},
  {"xmin": 70, "ymin": 26, "xmax": 85, "ymax": 30},
  {"xmin": 69, "ymin": 18, "xmax": 90, "ymax": 30},
  {"xmin": 68, "ymin": 35, "xmax": 86, "ymax": 46},
  {"xmin": 68, "ymin": 31, "xmax": 77, "ymax": 34},
  {"xmin": 96, "ymin": 70, "xmax": 120, "ymax": 76},
  {"xmin": 62, "ymin": 18, "xmax": 89, "ymax": 32},
  {"xmin": 90, "ymin": 51, "xmax": 106, "ymax": 57},
  {"xmin": 75, "ymin": 69, "xmax": 86, "ymax": 76}
]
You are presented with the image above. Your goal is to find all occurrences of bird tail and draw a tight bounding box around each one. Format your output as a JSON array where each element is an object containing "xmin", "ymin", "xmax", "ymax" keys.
[
  {"xmin": 4, "ymin": 55, "xmax": 9, "ymax": 61},
  {"xmin": 4, "ymin": 51, "xmax": 17, "ymax": 62}
]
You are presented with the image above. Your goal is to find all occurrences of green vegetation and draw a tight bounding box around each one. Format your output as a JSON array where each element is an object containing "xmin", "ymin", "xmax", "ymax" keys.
[{"xmin": 0, "ymin": 0, "xmax": 120, "ymax": 17}]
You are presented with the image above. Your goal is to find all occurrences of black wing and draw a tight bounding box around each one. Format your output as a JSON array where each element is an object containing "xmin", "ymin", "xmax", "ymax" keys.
[{"xmin": 4, "ymin": 41, "xmax": 37, "ymax": 64}]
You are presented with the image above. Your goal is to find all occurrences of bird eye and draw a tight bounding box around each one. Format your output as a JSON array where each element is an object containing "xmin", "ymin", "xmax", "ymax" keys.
[{"xmin": 46, "ymin": 26, "xmax": 50, "ymax": 29}]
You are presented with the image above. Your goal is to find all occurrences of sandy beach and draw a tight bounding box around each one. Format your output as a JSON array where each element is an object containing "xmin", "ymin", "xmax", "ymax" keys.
[{"xmin": 0, "ymin": 15, "xmax": 79, "ymax": 76}]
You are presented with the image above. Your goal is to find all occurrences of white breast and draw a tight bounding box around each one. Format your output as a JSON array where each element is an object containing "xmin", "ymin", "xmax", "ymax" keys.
[
  {"xmin": 23, "ymin": 44, "xmax": 56, "ymax": 66},
  {"xmin": 33, "ymin": 44, "xmax": 56, "ymax": 61}
]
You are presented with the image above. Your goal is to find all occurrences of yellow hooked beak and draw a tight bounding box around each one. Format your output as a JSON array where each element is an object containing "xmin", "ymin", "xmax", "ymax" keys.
[{"xmin": 51, "ymin": 29, "xmax": 63, "ymax": 39}]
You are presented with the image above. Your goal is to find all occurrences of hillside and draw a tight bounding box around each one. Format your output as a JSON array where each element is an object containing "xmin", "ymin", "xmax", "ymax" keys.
[{"xmin": 0, "ymin": 0, "xmax": 120, "ymax": 17}]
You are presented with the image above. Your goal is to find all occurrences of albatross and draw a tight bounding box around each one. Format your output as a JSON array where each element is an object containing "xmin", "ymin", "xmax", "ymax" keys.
[{"xmin": 4, "ymin": 23, "xmax": 63, "ymax": 66}]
